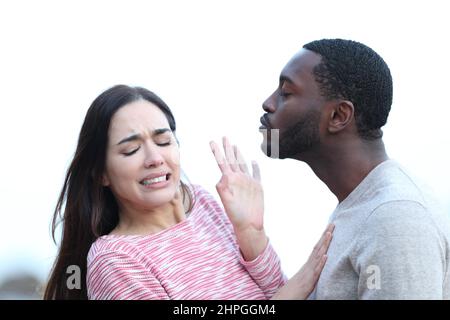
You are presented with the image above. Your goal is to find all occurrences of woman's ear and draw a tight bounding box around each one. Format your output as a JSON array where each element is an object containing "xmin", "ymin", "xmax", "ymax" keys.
[
  {"xmin": 328, "ymin": 100, "xmax": 355, "ymax": 134},
  {"xmin": 173, "ymin": 131, "xmax": 180, "ymax": 146},
  {"xmin": 101, "ymin": 174, "xmax": 110, "ymax": 187}
]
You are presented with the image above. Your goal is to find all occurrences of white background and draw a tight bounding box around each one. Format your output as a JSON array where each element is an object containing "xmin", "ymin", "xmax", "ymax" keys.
[{"xmin": 1, "ymin": 0, "xmax": 449, "ymax": 286}]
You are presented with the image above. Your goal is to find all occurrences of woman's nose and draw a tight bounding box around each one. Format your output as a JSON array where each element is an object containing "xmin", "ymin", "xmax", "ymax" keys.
[{"xmin": 143, "ymin": 148, "xmax": 164, "ymax": 168}]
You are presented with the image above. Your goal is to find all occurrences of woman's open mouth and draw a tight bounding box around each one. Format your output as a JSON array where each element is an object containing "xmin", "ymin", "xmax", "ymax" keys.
[{"xmin": 140, "ymin": 173, "xmax": 171, "ymax": 187}]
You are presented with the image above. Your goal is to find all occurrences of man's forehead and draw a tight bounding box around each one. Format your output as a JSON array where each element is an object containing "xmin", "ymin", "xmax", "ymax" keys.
[{"xmin": 280, "ymin": 48, "xmax": 322, "ymax": 81}]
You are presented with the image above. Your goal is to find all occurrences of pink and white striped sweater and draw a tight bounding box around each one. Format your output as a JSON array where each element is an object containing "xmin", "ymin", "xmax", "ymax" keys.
[{"xmin": 87, "ymin": 185, "xmax": 287, "ymax": 300}]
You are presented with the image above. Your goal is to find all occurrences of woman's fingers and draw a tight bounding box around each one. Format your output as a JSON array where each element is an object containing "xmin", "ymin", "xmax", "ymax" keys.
[
  {"xmin": 212, "ymin": 137, "xmax": 259, "ymax": 180},
  {"xmin": 210, "ymin": 140, "xmax": 230, "ymax": 174},
  {"xmin": 312, "ymin": 223, "xmax": 335, "ymax": 259},
  {"xmin": 252, "ymin": 161, "xmax": 261, "ymax": 182},
  {"xmin": 223, "ymin": 137, "xmax": 239, "ymax": 172},
  {"xmin": 325, "ymin": 223, "xmax": 335, "ymax": 234},
  {"xmin": 310, "ymin": 225, "xmax": 334, "ymax": 276},
  {"xmin": 170, "ymin": 187, "xmax": 186, "ymax": 217},
  {"xmin": 234, "ymin": 145, "xmax": 249, "ymax": 174},
  {"xmin": 314, "ymin": 255, "xmax": 328, "ymax": 276},
  {"xmin": 316, "ymin": 231, "xmax": 333, "ymax": 259}
]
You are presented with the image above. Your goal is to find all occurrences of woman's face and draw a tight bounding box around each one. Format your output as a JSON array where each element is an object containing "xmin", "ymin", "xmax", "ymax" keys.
[{"xmin": 103, "ymin": 99, "xmax": 180, "ymax": 211}]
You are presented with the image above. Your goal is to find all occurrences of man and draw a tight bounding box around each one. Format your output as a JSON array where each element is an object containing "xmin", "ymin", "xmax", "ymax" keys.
[{"xmin": 259, "ymin": 38, "xmax": 450, "ymax": 299}]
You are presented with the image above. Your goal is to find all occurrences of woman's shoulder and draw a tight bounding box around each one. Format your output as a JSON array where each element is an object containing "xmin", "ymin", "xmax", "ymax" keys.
[
  {"xmin": 189, "ymin": 183, "xmax": 210, "ymax": 197},
  {"xmin": 87, "ymin": 234, "xmax": 143, "ymax": 265},
  {"xmin": 187, "ymin": 183, "xmax": 233, "ymax": 226},
  {"xmin": 188, "ymin": 184, "xmax": 223, "ymax": 212}
]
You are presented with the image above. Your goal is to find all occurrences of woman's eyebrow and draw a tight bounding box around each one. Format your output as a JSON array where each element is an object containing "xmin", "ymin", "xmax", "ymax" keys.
[
  {"xmin": 116, "ymin": 128, "xmax": 172, "ymax": 145},
  {"xmin": 117, "ymin": 134, "xmax": 142, "ymax": 145},
  {"xmin": 152, "ymin": 128, "xmax": 172, "ymax": 137}
]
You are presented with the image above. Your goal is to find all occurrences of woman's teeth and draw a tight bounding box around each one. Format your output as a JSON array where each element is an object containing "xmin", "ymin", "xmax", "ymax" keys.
[{"xmin": 141, "ymin": 175, "xmax": 167, "ymax": 185}]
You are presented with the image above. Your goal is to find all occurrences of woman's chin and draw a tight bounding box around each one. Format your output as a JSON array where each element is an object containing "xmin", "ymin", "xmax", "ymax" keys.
[{"xmin": 141, "ymin": 187, "xmax": 178, "ymax": 208}]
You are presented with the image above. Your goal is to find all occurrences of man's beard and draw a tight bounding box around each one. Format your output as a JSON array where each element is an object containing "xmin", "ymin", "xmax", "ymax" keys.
[{"xmin": 277, "ymin": 109, "xmax": 321, "ymax": 159}]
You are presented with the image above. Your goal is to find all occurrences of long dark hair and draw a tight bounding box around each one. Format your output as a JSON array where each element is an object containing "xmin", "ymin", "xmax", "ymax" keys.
[{"xmin": 44, "ymin": 85, "xmax": 194, "ymax": 299}]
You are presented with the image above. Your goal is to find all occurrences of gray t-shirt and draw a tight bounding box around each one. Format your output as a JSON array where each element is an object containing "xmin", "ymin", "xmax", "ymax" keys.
[{"xmin": 311, "ymin": 159, "xmax": 450, "ymax": 299}]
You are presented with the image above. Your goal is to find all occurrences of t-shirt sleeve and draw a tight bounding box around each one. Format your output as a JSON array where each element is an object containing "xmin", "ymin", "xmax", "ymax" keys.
[
  {"xmin": 351, "ymin": 200, "xmax": 445, "ymax": 299},
  {"xmin": 87, "ymin": 250, "xmax": 169, "ymax": 300}
]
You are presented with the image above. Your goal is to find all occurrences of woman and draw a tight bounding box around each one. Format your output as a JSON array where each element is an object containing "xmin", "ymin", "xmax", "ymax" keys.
[{"xmin": 44, "ymin": 85, "xmax": 333, "ymax": 299}]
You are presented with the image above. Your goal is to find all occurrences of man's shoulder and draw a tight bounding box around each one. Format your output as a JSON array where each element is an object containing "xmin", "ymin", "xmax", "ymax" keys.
[
  {"xmin": 340, "ymin": 160, "xmax": 429, "ymax": 216},
  {"xmin": 371, "ymin": 161, "xmax": 429, "ymax": 204},
  {"xmin": 357, "ymin": 198, "xmax": 450, "ymax": 247},
  {"xmin": 351, "ymin": 160, "xmax": 439, "ymax": 221},
  {"xmin": 360, "ymin": 161, "xmax": 449, "ymax": 238},
  {"xmin": 365, "ymin": 200, "xmax": 429, "ymax": 232}
]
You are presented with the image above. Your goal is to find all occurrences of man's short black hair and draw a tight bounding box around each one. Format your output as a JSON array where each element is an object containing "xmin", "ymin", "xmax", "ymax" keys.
[{"xmin": 303, "ymin": 39, "xmax": 393, "ymax": 140}]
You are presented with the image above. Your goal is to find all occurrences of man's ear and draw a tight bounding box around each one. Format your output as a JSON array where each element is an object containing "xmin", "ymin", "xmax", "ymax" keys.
[{"xmin": 327, "ymin": 100, "xmax": 354, "ymax": 134}]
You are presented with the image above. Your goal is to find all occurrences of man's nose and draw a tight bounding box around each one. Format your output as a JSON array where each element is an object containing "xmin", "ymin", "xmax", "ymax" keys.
[{"xmin": 262, "ymin": 92, "xmax": 276, "ymax": 113}]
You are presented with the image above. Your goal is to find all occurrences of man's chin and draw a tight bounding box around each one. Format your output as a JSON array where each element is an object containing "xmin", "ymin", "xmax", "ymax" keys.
[
  {"xmin": 260, "ymin": 141, "xmax": 270, "ymax": 157},
  {"xmin": 260, "ymin": 141, "xmax": 285, "ymax": 159}
]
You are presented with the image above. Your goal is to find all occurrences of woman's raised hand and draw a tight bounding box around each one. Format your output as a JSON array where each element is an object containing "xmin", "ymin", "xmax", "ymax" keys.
[{"xmin": 210, "ymin": 137, "xmax": 267, "ymax": 260}]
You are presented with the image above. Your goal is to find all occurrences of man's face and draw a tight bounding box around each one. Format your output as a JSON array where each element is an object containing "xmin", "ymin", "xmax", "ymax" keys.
[{"xmin": 260, "ymin": 49, "xmax": 325, "ymax": 159}]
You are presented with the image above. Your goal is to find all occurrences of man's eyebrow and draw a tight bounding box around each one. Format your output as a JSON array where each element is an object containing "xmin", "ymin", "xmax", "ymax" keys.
[
  {"xmin": 116, "ymin": 128, "xmax": 172, "ymax": 145},
  {"xmin": 279, "ymin": 74, "xmax": 294, "ymax": 86}
]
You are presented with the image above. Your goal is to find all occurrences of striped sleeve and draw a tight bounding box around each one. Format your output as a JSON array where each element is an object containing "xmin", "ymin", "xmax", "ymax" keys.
[
  {"xmin": 239, "ymin": 240, "xmax": 288, "ymax": 299},
  {"xmin": 87, "ymin": 250, "xmax": 169, "ymax": 300},
  {"xmin": 192, "ymin": 184, "xmax": 287, "ymax": 299}
]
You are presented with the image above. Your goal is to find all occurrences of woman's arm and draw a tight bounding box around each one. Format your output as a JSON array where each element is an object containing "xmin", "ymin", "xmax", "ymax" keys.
[
  {"xmin": 209, "ymin": 137, "xmax": 334, "ymax": 299},
  {"xmin": 271, "ymin": 224, "xmax": 334, "ymax": 299},
  {"xmin": 87, "ymin": 250, "xmax": 169, "ymax": 300}
]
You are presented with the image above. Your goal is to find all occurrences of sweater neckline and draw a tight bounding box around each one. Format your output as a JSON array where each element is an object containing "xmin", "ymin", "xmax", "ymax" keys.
[
  {"xmin": 100, "ymin": 197, "xmax": 200, "ymax": 241},
  {"xmin": 335, "ymin": 159, "xmax": 398, "ymax": 211}
]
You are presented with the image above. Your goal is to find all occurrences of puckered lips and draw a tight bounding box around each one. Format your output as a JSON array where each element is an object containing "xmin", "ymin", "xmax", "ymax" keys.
[
  {"xmin": 139, "ymin": 172, "xmax": 171, "ymax": 189},
  {"xmin": 259, "ymin": 114, "xmax": 274, "ymax": 156},
  {"xmin": 259, "ymin": 114, "xmax": 272, "ymax": 130}
]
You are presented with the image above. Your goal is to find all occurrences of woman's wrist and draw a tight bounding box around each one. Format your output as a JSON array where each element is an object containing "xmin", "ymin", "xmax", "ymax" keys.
[{"xmin": 234, "ymin": 227, "xmax": 268, "ymax": 261}]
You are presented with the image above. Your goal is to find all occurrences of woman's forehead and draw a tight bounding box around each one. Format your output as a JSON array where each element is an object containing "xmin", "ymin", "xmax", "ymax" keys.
[{"xmin": 110, "ymin": 100, "xmax": 170, "ymax": 134}]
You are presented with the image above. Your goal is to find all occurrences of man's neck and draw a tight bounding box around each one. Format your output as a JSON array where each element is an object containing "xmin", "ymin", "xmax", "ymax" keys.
[{"xmin": 301, "ymin": 139, "xmax": 388, "ymax": 203}]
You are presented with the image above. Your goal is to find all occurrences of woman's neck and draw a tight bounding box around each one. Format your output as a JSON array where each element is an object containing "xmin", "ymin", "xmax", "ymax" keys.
[{"xmin": 111, "ymin": 198, "xmax": 187, "ymax": 236}]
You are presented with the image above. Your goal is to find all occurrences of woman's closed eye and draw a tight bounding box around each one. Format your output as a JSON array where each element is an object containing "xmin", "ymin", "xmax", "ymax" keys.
[
  {"xmin": 157, "ymin": 141, "xmax": 171, "ymax": 146},
  {"xmin": 155, "ymin": 135, "xmax": 172, "ymax": 146},
  {"xmin": 123, "ymin": 147, "xmax": 140, "ymax": 156},
  {"xmin": 122, "ymin": 141, "xmax": 171, "ymax": 156}
]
